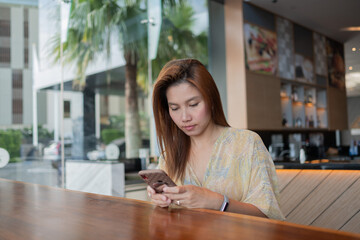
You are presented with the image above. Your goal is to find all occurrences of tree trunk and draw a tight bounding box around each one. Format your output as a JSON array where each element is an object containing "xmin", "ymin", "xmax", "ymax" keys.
[{"xmin": 124, "ymin": 51, "xmax": 141, "ymax": 158}]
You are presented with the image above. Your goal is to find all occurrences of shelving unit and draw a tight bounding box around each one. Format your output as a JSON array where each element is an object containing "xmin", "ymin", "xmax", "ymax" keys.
[
  {"xmin": 281, "ymin": 80, "xmax": 328, "ymax": 129},
  {"xmin": 239, "ymin": 3, "xmax": 347, "ymax": 131}
]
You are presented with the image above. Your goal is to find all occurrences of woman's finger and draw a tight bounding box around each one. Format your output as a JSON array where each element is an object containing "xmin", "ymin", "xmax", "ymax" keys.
[
  {"xmin": 147, "ymin": 187, "xmax": 172, "ymax": 207},
  {"xmin": 151, "ymin": 196, "xmax": 171, "ymax": 207},
  {"xmin": 147, "ymin": 186, "xmax": 156, "ymax": 194},
  {"xmin": 163, "ymin": 185, "xmax": 186, "ymax": 194},
  {"xmin": 147, "ymin": 186, "xmax": 156, "ymax": 198},
  {"xmin": 163, "ymin": 192, "xmax": 186, "ymax": 201}
]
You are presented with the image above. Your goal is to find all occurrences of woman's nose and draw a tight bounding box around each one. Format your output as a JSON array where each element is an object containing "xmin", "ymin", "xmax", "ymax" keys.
[{"xmin": 181, "ymin": 109, "xmax": 191, "ymax": 122}]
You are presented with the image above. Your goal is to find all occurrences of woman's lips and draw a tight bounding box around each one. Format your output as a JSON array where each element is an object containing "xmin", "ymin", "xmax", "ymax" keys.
[{"xmin": 183, "ymin": 125, "xmax": 195, "ymax": 131}]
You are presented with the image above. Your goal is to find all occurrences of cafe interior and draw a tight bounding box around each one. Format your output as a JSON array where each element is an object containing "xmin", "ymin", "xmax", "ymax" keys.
[{"xmin": 0, "ymin": 0, "xmax": 360, "ymax": 239}]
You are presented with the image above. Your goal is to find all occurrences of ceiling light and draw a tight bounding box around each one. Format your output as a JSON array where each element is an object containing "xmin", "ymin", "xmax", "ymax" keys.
[
  {"xmin": 349, "ymin": 66, "xmax": 353, "ymax": 70},
  {"xmin": 341, "ymin": 26, "xmax": 360, "ymax": 31},
  {"xmin": 352, "ymin": 48, "xmax": 356, "ymax": 51}
]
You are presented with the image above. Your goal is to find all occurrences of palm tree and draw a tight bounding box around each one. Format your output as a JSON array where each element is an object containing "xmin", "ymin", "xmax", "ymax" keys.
[
  {"xmin": 49, "ymin": 0, "xmax": 146, "ymax": 157},
  {"xmin": 138, "ymin": 1, "xmax": 208, "ymax": 92},
  {"xmin": 49, "ymin": 0, "xmax": 208, "ymax": 158}
]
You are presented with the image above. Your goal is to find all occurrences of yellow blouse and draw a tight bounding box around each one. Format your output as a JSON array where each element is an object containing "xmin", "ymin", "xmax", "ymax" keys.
[{"xmin": 158, "ymin": 127, "xmax": 285, "ymax": 220}]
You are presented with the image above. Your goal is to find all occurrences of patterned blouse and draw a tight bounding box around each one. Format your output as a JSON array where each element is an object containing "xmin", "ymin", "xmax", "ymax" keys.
[{"xmin": 159, "ymin": 127, "xmax": 285, "ymax": 220}]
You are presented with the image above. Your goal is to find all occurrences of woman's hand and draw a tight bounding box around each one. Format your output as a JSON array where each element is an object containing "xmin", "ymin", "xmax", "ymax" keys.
[
  {"xmin": 162, "ymin": 185, "xmax": 223, "ymax": 210},
  {"xmin": 147, "ymin": 186, "xmax": 171, "ymax": 207}
]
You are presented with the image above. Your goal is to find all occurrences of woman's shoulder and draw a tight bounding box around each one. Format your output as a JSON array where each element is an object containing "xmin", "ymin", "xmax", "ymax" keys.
[{"xmin": 225, "ymin": 127, "xmax": 261, "ymax": 141}]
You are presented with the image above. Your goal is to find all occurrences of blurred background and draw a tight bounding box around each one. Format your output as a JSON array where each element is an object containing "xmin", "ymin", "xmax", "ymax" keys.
[{"xmin": 0, "ymin": 0, "xmax": 359, "ymax": 199}]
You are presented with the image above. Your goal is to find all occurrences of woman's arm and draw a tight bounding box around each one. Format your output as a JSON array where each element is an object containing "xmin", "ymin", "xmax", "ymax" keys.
[
  {"xmin": 162, "ymin": 185, "xmax": 267, "ymax": 218},
  {"xmin": 225, "ymin": 197, "xmax": 267, "ymax": 218}
]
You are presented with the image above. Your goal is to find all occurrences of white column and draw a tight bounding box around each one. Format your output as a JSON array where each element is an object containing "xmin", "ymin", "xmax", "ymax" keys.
[
  {"xmin": 10, "ymin": 6, "xmax": 24, "ymax": 69},
  {"xmin": 29, "ymin": 8, "xmax": 39, "ymax": 70},
  {"xmin": 32, "ymin": 87, "xmax": 38, "ymax": 146},
  {"xmin": 95, "ymin": 92, "xmax": 101, "ymax": 140},
  {"xmin": 23, "ymin": 69, "xmax": 33, "ymax": 125},
  {"xmin": 224, "ymin": 0, "xmax": 248, "ymax": 129},
  {"xmin": 54, "ymin": 91, "xmax": 59, "ymax": 141}
]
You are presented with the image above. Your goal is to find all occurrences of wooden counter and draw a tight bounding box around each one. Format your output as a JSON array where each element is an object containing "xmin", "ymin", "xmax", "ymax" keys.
[
  {"xmin": 275, "ymin": 162, "xmax": 360, "ymax": 170},
  {"xmin": 1, "ymin": 178, "xmax": 359, "ymax": 240}
]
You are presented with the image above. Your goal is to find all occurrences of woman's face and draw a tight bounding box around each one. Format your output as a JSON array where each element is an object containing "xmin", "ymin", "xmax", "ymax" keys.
[{"xmin": 166, "ymin": 82, "xmax": 212, "ymax": 137}]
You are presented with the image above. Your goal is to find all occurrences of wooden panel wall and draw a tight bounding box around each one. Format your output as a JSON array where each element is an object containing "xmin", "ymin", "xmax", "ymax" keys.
[
  {"xmin": 246, "ymin": 71, "xmax": 282, "ymax": 130},
  {"xmin": 276, "ymin": 169, "xmax": 360, "ymax": 234},
  {"xmin": 328, "ymin": 87, "xmax": 348, "ymax": 130}
]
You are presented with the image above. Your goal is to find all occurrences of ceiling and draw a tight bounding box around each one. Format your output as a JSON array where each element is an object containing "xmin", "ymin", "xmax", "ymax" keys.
[{"xmin": 247, "ymin": 0, "xmax": 360, "ymax": 97}]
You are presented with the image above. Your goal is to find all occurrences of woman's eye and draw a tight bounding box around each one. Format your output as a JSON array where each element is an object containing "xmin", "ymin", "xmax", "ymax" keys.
[
  {"xmin": 170, "ymin": 107, "xmax": 178, "ymax": 111},
  {"xmin": 190, "ymin": 103, "xmax": 199, "ymax": 107}
]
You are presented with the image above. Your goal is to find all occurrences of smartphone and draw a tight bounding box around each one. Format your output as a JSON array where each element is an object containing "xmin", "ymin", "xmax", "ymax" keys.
[{"xmin": 138, "ymin": 169, "xmax": 177, "ymax": 193}]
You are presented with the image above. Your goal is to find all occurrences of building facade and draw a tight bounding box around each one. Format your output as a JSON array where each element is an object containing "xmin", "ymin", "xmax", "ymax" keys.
[{"xmin": 0, "ymin": 0, "xmax": 44, "ymax": 128}]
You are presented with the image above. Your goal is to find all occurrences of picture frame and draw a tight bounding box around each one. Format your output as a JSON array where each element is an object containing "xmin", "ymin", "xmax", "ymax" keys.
[
  {"xmin": 244, "ymin": 23, "xmax": 277, "ymax": 75},
  {"xmin": 326, "ymin": 38, "xmax": 345, "ymax": 90}
]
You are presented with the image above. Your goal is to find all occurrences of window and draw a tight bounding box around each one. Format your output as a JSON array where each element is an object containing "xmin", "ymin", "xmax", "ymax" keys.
[
  {"xmin": 12, "ymin": 70, "xmax": 23, "ymax": 124},
  {"xmin": 24, "ymin": 48, "xmax": 29, "ymax": 68},
  {"xmin": 0, "ymin": 20, "xmax": 10, "ymax": 37},
  {"xmin": 0, "ymin": 7, "xmax": 11, "ymax": 67},
  {"xmin": 0, "ymin": 7, "xmax": 10, "ymax": 37},
  {"xmin": 64, "ymin": 100, "xmax": 71, "ymax": 118},
  {"xmin": 0, "ymin": 47, "xmax": 10, "ymax": 66}
]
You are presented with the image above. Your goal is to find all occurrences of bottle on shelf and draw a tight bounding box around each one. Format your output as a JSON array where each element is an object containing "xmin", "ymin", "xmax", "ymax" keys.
[
  {"xmin": 295, "ymin": 117, "xmax": 302, "ymax": 127},
  {"xmin": 309, "ymin": 116, "xmax": 314, "ymax": 128},
  {"xmin": 349, "ymin": 140, "xmax": 359, "ymax": 156},
  {"xmin": 317, "ymin": 115, "xmax": 321, "ymax": 128},
  {"xmin": 292, "ymin": 89, "xmax": 298, "ymax": 102},
  {"xmin": 306, "ymin": 93, "xmax": 313, "ymax": 104},
  {"xmin": 282, "ymin": 114, "xmax": 288, "ymax": 127},
  {"xmin": 305, "ymin": 116, "xmax": 309, "ymax": 128},
  {"xmin": 299, "ymin": 148, "xmax": 306, "ymax": 164}
]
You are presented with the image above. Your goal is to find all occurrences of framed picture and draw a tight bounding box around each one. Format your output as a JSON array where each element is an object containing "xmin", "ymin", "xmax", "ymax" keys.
[
  {"xmin": 295, "ymin": 54, "xmax": 314, "ymax": 83},
  {"xmin": 326, "ymin": 38, "xmax": 345, "ymax": 90},
  {"xmin": 244, "ymin": 23, "xmax": 277, "ymax": 75}
]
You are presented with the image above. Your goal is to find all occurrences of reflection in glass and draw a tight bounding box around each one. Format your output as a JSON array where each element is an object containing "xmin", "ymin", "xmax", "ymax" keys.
[{"xmin": 0, "ymin": 0, "xmax": 209, "ymax": 194}]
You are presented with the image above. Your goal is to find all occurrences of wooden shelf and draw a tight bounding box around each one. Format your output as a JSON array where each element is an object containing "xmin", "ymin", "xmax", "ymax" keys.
[
  {"xmin": 281, "ymin": 127, "xmax": 329, "ymax": 131},
  {"xmin": 292, "ymin": 101, "xmax": 303, "ymax": 106},
  {"xmin": 280, "ymin": 78, "xmax": 327, "ymax": 89}
]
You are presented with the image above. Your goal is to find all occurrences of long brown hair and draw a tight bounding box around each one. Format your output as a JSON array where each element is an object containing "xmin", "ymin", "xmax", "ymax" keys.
[{"xmin": 152, "ymin": 59, "xmax": 229, "ymax": 182}]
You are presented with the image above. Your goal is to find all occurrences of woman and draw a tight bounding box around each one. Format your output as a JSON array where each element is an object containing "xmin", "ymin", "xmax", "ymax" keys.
[{"xmin": 148, "ymin": 59, "xmax": 284, "ymax": 220}]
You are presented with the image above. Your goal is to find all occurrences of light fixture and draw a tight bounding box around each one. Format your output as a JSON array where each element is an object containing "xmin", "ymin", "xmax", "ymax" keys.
[
  {"xmin": 352, "ymin": 47, "xmax": 356, "ymax": 51},
  {"xmin": 349, "ymin": 66, "xmax": 353, "ymax": 70},
  {"xmin": 341, "ymin": 26, "xmax": 360, "ymax": 31}
]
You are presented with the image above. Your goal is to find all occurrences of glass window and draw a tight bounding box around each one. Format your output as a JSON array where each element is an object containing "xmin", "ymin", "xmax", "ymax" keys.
[
  {"xmin": 12, "ymin": 70, "xmax": 23, "ymax": 124},
  {"xmin": 0, "ymin": 7, "xmax": 11, "ymax": 67},
  {"xmin": 0, "ymin": 20, "xmax": 10, "ymax": 37},
  {"xmin": 0, "ymin": 0, "xmax": 209, "ymax": 199},
  {"xmin": 63, "ymin": 100, "xmax": 70, "ymax": 118},
  {"xmin": 0, "ymin": 47, "xmax": 10, "ymax": 65}
]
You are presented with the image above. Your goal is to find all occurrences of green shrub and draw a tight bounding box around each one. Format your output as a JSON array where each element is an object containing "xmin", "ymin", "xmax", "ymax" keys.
[
  {"xmin": 0, "ymin": 129, "xmax": 22, "ymax": 162},
  {"xmin": 101, "ymin": 129, "xmax": 123, "ymax": 145},
  {"xmin": 21, "ymin": 125, "xmax": 54, "ymax": 144}
]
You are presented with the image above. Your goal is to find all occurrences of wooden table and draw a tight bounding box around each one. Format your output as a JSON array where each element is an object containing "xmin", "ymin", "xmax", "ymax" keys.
[{"xmin": 1, "ymin": 178, "xmax": 359, "ymax": 240}]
